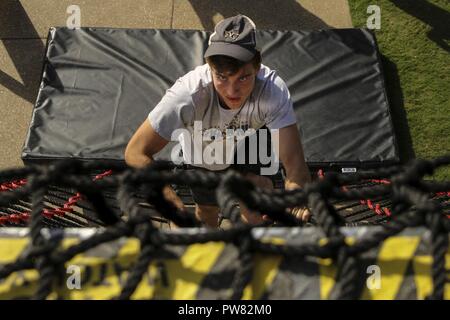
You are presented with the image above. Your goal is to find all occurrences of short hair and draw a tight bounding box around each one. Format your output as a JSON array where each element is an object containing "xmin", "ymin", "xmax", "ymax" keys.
[{"xmin": 205, "ymin": 51, "xmax": 261, "ymax": 75}]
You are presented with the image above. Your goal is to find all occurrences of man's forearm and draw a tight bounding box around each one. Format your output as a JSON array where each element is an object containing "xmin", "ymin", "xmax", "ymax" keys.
[
  {"xmin": 125, "ymin": 151, "xmax": 185, "ymax": 210},
  {"xmin": 284, "ymin": 168, "xmax": 311, "ymax": 190},
  {"xmin": 125, "ymin": 152, "xmax": 153, "ymax": 169},
  {"xmin": 283, "ymin": 154, "xmax": 312, "ymax": 190},
  {"xmin": 276, "ymin": 125, "xmax": 312, "ymax": 220},
  {"xmin": 277, "ymin": 125, "xmax": 311, "ymax": 191},
  {"xmin": 284, "ymin": 162, "xmax": 312, "ymax": 221}
]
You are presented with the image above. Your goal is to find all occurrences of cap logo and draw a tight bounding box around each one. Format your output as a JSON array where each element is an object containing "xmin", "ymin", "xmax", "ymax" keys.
[{"xmin": 224, "ymin": 30, "xmax": 240, "ymax": 41}]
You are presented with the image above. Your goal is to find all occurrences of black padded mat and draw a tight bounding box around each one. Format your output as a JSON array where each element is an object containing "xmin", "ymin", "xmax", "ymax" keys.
[{"xmin": 22, "ymin": 27, "xmax": 399, "ymax": 169}]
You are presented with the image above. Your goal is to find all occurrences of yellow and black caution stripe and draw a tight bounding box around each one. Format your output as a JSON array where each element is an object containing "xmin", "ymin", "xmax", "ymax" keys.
[{"xmin": 0, "ymin": 227, "xmax": 448, "ymax": 300}]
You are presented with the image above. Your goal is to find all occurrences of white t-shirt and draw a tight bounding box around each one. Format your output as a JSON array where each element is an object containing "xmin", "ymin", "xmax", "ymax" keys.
[{"xmin": 148, "ymin": 63, "xmax": 296, "ymax": 170}]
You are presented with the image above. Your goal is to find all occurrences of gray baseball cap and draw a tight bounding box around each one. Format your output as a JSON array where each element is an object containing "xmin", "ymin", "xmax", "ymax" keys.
[{"xmin": 204, "ymin": 15, "xmax": 257, "ymax": 62}]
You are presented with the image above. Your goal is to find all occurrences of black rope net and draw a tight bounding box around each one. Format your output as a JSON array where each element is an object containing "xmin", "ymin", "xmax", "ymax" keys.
[{"xmin": 0, "ymin": 156, "xmax": 449, "ymax": 300}]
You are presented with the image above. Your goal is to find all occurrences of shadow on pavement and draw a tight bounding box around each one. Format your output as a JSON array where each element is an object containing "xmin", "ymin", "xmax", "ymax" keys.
[
  {"xmin": 187, "ymin": 0, "xmax": 329, "ymax": 30},
  {"xmin": 0, "ymin": 0, "xmax": 46, "ymax": 104}
]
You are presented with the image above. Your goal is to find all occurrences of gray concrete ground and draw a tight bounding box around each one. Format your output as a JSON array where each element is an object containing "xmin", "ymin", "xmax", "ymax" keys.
[{"xmin": 0, "ymin": 0, "xmax": 352, "ymax": 170}]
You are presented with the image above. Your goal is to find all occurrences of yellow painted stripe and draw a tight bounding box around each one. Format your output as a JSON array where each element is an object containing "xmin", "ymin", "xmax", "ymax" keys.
[
  {"xmin": 242, "ymin": 237, "xmax": 284, "ymax": 300},
  {"xmin": 66, "ymin": 259, "xmax": 124, "ymax": 299},
  {"xmin": 412, "ymin": 252, "xmax": 450, "ymax": 300},
  {"xmin": 318, "ymin": 237, "xmax": 354, "ymax": 299},
  {"xmin": 68, "ymin": 238, "xmax": 142, "ymax": 299},
  {"xmin": 362, "ymin": 237, "xmax": 420, "ymax": 300},
  {"xmin": 116, "ymin": 238, "xmax": 140, "ymax": 256},
  {"xmin": 318, "ymin": 258, "xmax": 336, "ymax": 299},
  {"xmin": 59, "ymin": 238, "xmax": 131, "ymax": 300},
  {"xmin": 412, "ymin": 255, "xmax": 432, "ymax": 300},
  {"xmin": 0, "ymin": 239, "xmax": 37, "ymax": 299},
  {"xmin": 148, "ymin": 242, "xmax": 225, "ymax": 300},
  {"xmin": 0, "ymin": 238, "xmax": 29, "ymax": 263},
  {"xmin": 0, "ymin": 269, "xmax": 39, "ymax": 299},
  {"xmin": 446, "ymin": 253, "xmax": 450, "ymax": 300}
]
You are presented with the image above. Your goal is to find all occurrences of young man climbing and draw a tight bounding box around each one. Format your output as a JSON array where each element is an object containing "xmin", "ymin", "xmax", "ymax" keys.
[{"xmin": 125, "ymin": 15, "xmax": 311, "ymax": 227}]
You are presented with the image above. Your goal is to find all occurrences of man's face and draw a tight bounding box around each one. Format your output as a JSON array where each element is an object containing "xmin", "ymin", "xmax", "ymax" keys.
[{"xmin": 211, "ymin": 62, "xmax": 259, "ymax": 109}]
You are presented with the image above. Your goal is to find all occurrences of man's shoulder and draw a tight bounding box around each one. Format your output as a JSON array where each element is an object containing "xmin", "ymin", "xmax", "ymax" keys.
[
  {"xmin": 256, "ymin": 64, "xmax": 290, "ymax": 101},
  {"xmin": 258, "ymin": 64, "xmax": 285, "ymax": 87},
  {"xmin": 176, "ymin": 64, "xmax": 213, "ymax": 95}
]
